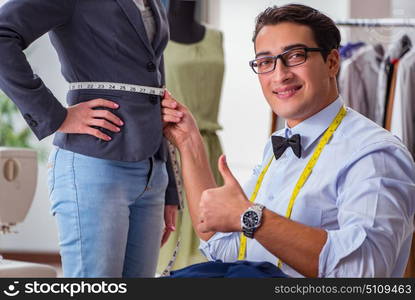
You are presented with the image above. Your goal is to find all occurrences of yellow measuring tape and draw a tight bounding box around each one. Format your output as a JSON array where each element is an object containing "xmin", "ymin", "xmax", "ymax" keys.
[{"xmin": 237, "ymin": 105, "xmax": 347, "ymax": 267}]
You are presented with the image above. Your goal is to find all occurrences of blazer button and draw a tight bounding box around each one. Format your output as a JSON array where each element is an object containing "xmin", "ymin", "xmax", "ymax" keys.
[
  {"xmin": 29, "ymin": 120, "xmax": 38, "ymax": 127},
  {"xmin": 23, "ymin": 113, "xmax": 32, "ymax": 121},
  {"xmin": 149, "ymin": 95, "xmax": 158, "ymax": 105},
  {"xmin": 146, "ymin": 62, "xmax": 156, "ymax": 72}
]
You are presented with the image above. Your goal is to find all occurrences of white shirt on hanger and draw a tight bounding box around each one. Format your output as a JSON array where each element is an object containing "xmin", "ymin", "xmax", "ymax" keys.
[
  {"xmin": 375, "ymin": 34, "xmax": 411, "ymax": 126},
  {"xmin": 390, "ymin": 49, "xmax": 415, "ymax": 157}
]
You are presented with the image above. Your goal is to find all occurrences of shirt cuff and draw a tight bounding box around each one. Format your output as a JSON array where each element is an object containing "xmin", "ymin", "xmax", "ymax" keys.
[
  {"xmin": 199, "ymin": 232, "xmax": 236, "ymax": 261},
  {"xmin": 318, "ymin": 225, "xmax": 367, "ymax": 277}
]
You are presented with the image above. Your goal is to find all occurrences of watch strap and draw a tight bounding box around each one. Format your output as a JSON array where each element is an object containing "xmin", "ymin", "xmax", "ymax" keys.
[{"xmin": 241, "ymin": 203, "xmax": 265, "ymax": 238}]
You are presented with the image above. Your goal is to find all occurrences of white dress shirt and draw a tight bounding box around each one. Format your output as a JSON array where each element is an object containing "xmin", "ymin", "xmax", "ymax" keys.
[
  {"xmin": 133, "ymin": 0, "xmax": 156, "ymax": 43},
  {"xmin": 390, "ymin": 49, "xmax": 415, "ymax": 157},
  {"xmin": 199, "ymin": 97, "xmax": 415, "ymax": 277},
  {"xmin": 375, "ymin": 34, "xmax": 412, "ymax": 126}
]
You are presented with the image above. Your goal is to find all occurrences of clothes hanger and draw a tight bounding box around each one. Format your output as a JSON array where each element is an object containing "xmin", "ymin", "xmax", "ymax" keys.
[{"xmin": 400, "ymin": 34, "xmax": 412, "ymax": 58}]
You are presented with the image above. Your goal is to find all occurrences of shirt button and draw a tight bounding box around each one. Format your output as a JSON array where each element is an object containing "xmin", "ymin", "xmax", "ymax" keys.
[
  {"xmin": 149, "ymin": 95, "xmax": 158, "ymax": 105},
  {"xmin": 146, "ymin": 62, "xmax": 156, "ymax": 72}
]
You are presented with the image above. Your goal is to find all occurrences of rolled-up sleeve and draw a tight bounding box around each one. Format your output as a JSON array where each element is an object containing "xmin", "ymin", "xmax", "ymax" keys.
[
  {"xmin": 319, "ymin": 143, "xmax": 415, "ymax": 277},
  {"xmin": 199, "ymin": 232, "xmax": 240, "ymax": 262}
]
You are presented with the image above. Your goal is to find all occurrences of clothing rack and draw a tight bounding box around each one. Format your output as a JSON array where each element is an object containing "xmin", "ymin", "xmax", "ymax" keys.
[
  {"xmin": 337, "ymin": 17, "xmax": 415, "ymax": 279},
  {"xmin": 270, "ymin": 18, "xmax": 415, "ymax": 134},
  {"xmin": 336, "ymin": 18, "xmax": 415, "ymax": 27}
]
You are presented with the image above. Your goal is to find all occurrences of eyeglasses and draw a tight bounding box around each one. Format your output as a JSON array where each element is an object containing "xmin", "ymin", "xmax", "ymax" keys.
[{"xmin": 249, "ymin": 47, "xmax": 328, "ymax": 74}]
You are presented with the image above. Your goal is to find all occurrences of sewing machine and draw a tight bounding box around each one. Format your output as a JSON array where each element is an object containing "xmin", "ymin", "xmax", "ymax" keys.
[{"xmin": 0, "ymin": 147, "xmax": 56, "ymax": 277}]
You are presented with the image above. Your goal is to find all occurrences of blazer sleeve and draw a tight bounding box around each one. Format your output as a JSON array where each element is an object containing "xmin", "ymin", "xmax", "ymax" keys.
[
  {"xmin": 0, "ymin": 0, "xmax": 77, "ymax": 140},
  {"xmin": 164, "ymin": 138, "xmax": 181, "ymax": 207}
]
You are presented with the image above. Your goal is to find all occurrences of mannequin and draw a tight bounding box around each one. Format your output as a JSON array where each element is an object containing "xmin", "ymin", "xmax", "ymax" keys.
[
  {"xmin": 168, "ymin": 0, "xmax": 205, "ymax": 44},
  {"xmin": 157, "ymin": 0, "xmax": 226, "ymax": 274}
]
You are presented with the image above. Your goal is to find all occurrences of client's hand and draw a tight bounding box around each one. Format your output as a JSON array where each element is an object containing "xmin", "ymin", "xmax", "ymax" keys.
[
  {"xmin": 161, "ymin": 204, "xmax": 177, "ymax": 247},
  {"xmin": 58, "ymin": 98, "xmax": 123, "ymax": 141}
]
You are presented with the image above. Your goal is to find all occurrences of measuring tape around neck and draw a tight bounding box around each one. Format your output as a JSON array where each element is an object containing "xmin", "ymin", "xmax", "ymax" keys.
[
  {"xmin": 237, "ymin": 105, "xmax": 347, "ymax": 268},
  {"xmin": 69, "ymin": 82, "xmax": 165, "ymax": 96}
]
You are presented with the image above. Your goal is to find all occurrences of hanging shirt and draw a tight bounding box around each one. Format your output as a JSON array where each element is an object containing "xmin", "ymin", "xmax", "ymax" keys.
[
  {"xmin": 375, "ymin": 35, "xmax": 412, "ymax": 126},
  {"xmin": 199, "ymin": 96, "xmax": 415, "ymax": 277},
  {"xmin": 133, "ymin": 0, "xmax": 157, "ymax": 43},
  {"xmin": 339, "ymin": 41, "xmax": 365, "ymax": 59},
  {"xmin": 339, "ymin": 45, "xmax": 383, "ymax": 122},
  {"xmin": 384, "ymin": 59, "xmax": 400, "ymax": 131},
  {"xmin": 390, "ymin": 49, "xmax": 415, "ymax": 157}
]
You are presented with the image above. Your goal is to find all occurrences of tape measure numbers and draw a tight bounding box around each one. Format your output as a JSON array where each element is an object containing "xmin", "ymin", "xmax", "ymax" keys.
[{"xmin": 69, "ymin": 82, "xmax": 165, "ymax": 96}]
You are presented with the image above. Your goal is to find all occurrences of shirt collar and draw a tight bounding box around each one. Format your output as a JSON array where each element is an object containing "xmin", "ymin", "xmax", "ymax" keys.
[{"xmin": 275, "ymin": 96, "xmax": 344, "ymax": 153}]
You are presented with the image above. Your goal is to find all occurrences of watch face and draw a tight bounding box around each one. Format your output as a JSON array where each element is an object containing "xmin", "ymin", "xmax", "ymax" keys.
[{"xmin": 243, "ymin": 211, "xmax": 259, "ymax": 228}]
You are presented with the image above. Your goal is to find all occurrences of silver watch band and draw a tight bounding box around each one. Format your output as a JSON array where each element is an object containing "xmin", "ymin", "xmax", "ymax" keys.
[{"xmin": 241, "ymin": 203, "xmax": 265, "ymax": 238}]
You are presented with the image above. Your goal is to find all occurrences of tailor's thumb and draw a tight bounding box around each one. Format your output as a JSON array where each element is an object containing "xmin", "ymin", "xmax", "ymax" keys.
[
  {"xmin": 163, "ymin": 89, "xmax": 172, "ymax": 99},
  {"xmin": 218, "ymin": 154, "xmax": 238, "ymax": 186}
]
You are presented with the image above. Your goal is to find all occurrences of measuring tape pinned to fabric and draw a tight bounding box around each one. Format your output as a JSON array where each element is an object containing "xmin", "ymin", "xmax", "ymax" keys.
[
  {"xmin": 238, "ymin": 105, "xmax": 347, "ymax": 268},
  {"xmin": 69, "ymin": 82, "xmax": 165, "ymax": 96}
]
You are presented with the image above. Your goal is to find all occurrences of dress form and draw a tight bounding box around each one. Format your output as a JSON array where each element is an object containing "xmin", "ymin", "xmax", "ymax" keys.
[
  {"xmin": 158, "ymin": 0, "xmax": 225, "ymax": 274},
  {"xmin": 168, "ymin": 0, "xmax": 205, "ymax": 44}
]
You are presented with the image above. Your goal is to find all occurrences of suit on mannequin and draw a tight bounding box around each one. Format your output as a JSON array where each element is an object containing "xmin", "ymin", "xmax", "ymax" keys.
[{"xmin": 168, "ymin": 0, "xmax": 205, "ymax": 44}]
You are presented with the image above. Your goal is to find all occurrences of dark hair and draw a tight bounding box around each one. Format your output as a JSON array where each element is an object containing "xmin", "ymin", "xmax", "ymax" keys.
[{"xmin": 253, "ymin": 4, "xmax": 341, "ymax": 60}]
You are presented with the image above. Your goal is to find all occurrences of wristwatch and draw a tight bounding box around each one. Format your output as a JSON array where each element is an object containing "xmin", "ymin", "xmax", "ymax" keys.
[{"xmin": 240, "ymin": 203, "xmax": 265, "ymax": 238}]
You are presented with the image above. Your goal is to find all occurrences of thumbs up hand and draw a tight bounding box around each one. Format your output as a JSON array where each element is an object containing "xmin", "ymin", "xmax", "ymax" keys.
[{"xmin": 198, "ymin": 155, "xmax": 252, "ymax": 234}]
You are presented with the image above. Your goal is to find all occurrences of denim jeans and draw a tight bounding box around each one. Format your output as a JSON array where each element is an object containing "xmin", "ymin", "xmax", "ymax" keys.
[{"xmin": 47, "ymin": 147, "xmax": 168, "ymax": 277}]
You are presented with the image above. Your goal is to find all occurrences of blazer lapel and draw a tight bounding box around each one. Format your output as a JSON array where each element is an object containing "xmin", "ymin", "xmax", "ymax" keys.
[{"xmin": 116, "ymin": 0, "xmax": 154, "ymax": 56}]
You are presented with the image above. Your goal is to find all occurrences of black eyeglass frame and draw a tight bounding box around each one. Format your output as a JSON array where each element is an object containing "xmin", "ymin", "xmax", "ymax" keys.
[{"xmin": 249, "ymin": 47, "xmax": 330, "ymax": 74}]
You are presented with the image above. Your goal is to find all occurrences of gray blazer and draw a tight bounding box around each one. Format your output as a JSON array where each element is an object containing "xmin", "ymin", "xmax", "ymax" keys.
[{"xmin": 0, "ymin": 0, "xmax": 179, "ymax": 205}]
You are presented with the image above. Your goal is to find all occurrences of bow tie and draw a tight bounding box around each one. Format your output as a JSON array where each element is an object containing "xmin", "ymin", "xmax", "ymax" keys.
[{"xmin": 271, "ymin": 134, "xmax": 302, "ymax": 159}]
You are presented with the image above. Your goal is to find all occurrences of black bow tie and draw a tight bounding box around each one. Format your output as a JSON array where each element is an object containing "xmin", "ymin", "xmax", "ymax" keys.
[{"xmin": 271, "ymin": 134, "xmax": 302, "ymax": 159}]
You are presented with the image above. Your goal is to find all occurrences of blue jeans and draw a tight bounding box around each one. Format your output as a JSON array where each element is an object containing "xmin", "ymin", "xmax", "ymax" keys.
[{"xmin": 47, "ymin": 147, "xmax": 168, "ymax": 277}]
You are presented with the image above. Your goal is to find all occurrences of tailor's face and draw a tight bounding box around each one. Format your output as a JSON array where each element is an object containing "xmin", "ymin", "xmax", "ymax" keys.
[{"xmin": 254, "ymin": 22, "xmax": 339, "ymax": 127}]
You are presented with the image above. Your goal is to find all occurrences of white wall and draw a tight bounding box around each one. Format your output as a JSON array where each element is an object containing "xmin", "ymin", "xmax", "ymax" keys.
[
  {"xmin": 392, "ymin": 0, "xmax": 415, "ymax": 17},
  {"xmin": 345, "ymin": 0, "xmax": 415, "ymax": 47},
  {"xmin": 391, "ymin": 0, "xmax": 415, "ymax": 42}
]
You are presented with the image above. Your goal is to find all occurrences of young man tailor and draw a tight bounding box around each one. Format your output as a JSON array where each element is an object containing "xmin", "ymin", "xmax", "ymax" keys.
[{"xmin": 161, "ymin": 4, "xmax": 415, "ymax": 277}]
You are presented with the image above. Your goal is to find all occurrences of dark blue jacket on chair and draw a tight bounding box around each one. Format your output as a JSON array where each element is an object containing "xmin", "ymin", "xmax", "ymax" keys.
[{"xmin": 0, "ymin": 0, "xmax": 179, "ymax": 205}]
